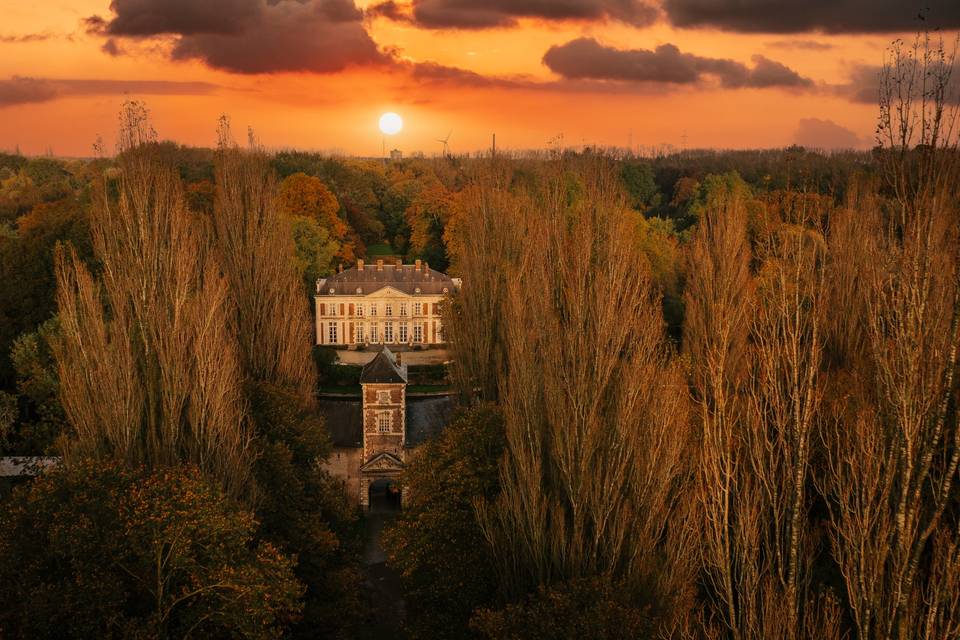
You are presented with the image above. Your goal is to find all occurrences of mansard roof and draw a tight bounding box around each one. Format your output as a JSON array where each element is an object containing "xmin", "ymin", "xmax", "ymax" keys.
[
  {"xmin": 360, "ymin": 346, "xmax": 408, "ymax": 384},
  {"xmin": 317, "ymin": 262, "xmax": 455, "ymax": 296}
]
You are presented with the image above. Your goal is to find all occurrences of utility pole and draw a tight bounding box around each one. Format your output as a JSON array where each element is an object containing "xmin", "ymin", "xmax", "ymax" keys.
[{"xmin": 491, "ymin": 133, "xmax": 496, "ymax": 158}]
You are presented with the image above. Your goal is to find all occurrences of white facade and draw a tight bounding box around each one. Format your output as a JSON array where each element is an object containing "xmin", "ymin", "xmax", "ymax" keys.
[{"xmin": 314, "ymin": 259, "xmax": 457, "ymax": 348}]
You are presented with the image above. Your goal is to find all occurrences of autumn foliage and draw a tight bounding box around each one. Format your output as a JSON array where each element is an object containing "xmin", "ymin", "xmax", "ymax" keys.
[{"xmin": 0, "ymin": 461, "xmax": 303, "ymax": 639}]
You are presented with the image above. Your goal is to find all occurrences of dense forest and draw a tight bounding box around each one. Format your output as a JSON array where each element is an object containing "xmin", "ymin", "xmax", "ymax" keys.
[{"xmin": 1, "ymin": 35, "xmax": 959, "ymax": 640}]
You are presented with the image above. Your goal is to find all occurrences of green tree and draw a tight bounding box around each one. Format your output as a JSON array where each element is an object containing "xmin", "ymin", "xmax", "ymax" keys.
[
  {"xmin": 248, "ymin": 382, "xmax": 368, "ymax": 637},
  {"xmin": 277, "ymin": 172, "xmax": 351, "ymax": 264},
  {"xmin": 620, "ymin": 160, "xmax": 660, "ymax": 211},
  {"xmin": 384, "ymin": 406, "xmax": 506, "ymax": 639},
  {"xmin": 0, "ymin": 198, "xmax": 91, "ymax": 386},
  {"xmin": 0, "ymin": 460, "xmax": 303, "ymax": 639},
  {"xmin": 289, "ymin": 215, "xmax": 339, "ymax": 290},
  {"xmin": 405, "ymin": 179, "xmax": 455, "ymax": 271},
  {"xmin": 4, "ymin": 319, "xmax": 66, "ymax": 454}
]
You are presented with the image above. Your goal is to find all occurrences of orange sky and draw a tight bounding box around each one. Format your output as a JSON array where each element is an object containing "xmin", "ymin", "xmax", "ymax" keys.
[{"xmin": 0, "ymin": 0, "xmax": 955, "ymax": 156}]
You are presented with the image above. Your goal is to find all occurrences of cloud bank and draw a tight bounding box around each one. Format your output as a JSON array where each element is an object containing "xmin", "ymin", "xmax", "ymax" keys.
[
  {"xmin": 542, "ymin": 38, "xmax": 813, "ymax": 89},
  {"xmin": 793, "ymin": 118, "xmax": 867, "ymax": 149},
  {"xmin": 368, "ymin": 0, "xmax": 658, "ymax": 29},
  {"xmin": 86, "ymin": 0, "xmax": 386, "ymax": 74},
  {"xmin": 0, "ymin": 76, "xmax": 219, "ymax": 108},
  {"xmin": 662, "ymin": 0, "xmax": 960, "ymax": 33}
]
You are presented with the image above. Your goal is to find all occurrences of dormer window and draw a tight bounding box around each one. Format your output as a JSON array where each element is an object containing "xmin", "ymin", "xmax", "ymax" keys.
[
  {"xmin": 414, "ymin": 287, "xmax": 421, "ymax": 294},
  {"xmin": 329, "ymin": 288, "xmax": 335, "ymax": 294},
  {"xmin": 442, "ymin": 287, "xmax": 449, "ymax": 294},
  {"xmin": 356, "ymin": 287, "xmax": 363, "ymax": 295}
]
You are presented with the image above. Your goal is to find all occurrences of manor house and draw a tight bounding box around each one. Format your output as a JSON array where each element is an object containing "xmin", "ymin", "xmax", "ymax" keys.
[{"xmin": 314, "ymin": 259, "xmax": 461, "ymax": 348}]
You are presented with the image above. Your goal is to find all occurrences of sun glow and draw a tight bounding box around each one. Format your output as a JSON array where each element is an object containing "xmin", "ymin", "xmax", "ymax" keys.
[{"xmin": 379, "ymin": 112, "xmax": 403, "ymax": 135}]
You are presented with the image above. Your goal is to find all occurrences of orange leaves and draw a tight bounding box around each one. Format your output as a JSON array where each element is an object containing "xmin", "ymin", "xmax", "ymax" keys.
[{"xmin": 277, "ymin": 172, "xmax": 353, "ymax": 262}]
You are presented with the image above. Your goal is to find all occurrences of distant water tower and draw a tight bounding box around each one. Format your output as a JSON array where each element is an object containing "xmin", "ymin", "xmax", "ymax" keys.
[{"xmin": 390, "ymin": 148, "xmax": 403, "ymax": 161}]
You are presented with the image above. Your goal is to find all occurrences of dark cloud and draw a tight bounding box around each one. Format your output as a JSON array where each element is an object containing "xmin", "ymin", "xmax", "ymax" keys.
[
  {"xmin": 0, "ymin": 77, "xmax": 59, "ymax": 106},
  {"xmin": 0, "ymin": 33, "xmax": 54, "ymax": 44},
  {"xmin": 101, "ymin": 38, "xmax": 124, "ymax": 56},
  {"xmin": 542, "ymin": 38, "xmax": 813, "ymax": 89},
  {"xmin": 367, "ymin": 1, "xmax": 407, "ymax": 21},
  {"xmin": 836, "ymin": 64, "xmax": 882, "ymax": 104},
  {"xmin": 835, "ymin": 62, "xmax": 960, "ymax": 105},
  {"xmin": 171, "ymin": 2, "xmax": 385, "ymax": 73},
  {"xmin": 767, "ymin": 40, "xmax": 834, "ymax": 51},
  {"xmin": 409, "ymin": 61, "xmax": 510, "ymax": 87},
  {"xmin": 87, "ymin": 0, "xmax": 385, "ymax": 74},
  {"xmin": 0, "ymin": 76, "xmax": 219, "ymax": 108},
  {"xmin": 662, "ymin": 0, "xmax": 960, "ymax": 33},
  {"xmin": 369, "ymin": 0, "xmax": 658, "ymax": 29},
  {"xmin": 97, "ymin": 0, "xmax": 259, "ymax": 36},
  {"xmin": 793, "ymin": 118, "xmax": 867, "ymax": 149}
]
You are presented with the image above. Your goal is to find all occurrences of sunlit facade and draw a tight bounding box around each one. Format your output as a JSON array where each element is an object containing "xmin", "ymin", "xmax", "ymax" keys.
[{"xmin": 314, "ymin": 259, "xmax": 460, "ymax": 348}]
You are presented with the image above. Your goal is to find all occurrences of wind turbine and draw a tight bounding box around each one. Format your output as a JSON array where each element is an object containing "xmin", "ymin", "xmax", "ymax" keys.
[{"xmin": 437, "ymin": 130, "xmax": 452, "ymax": 157}]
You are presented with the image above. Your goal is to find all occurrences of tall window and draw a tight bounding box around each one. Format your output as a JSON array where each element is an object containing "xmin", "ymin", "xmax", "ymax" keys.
[
  {"xmin": 327, "ymin": 322, "xmax": 337, "ymax": 344},
  {"xmin": 377, "ymin": 412, "xmax": 391, "ymax": 433},
  {"xmin": 370, "ymin": 324, "xmax": 379, "ymax": 343},
  {"xmin": 384, "ymin": 323, "xmax": 394, "ymax": 343},
  {"xmin": 413, "ymin": 302, "xmax": 422, "ymax": 316},
  {"xmin": 399, "ymin": 303, "xmax": 407, "ymax": 317},
  {"xmin": 357, "ymin": 303, "xmax": 364, "ymax": 317},
  {"xmin": 370, "ymin": 303, "xmax": 377, "ymax": 317},
  {"xmin": 385, "ymin": 303, "xmax": 393, "ymax": 317},
  {"xmin": 413, "ymin": 324, "xmax": 423, "ymax": 343},
  {"xmin": 399, "ymin": 323, "xmax": 408, "ymax": 343},
  {"xmin": 328, "ymin": 304, "xmax": 337, "ymax": 317},
  {"xmin": 356, "ymin": 324, "xmax": 365, "ymax": 343}
]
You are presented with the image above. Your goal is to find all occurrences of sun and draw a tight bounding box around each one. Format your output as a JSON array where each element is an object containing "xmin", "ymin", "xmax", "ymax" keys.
[{"xmin": 379, "ymin": 112, "xmax": 403, "ymax": 136}]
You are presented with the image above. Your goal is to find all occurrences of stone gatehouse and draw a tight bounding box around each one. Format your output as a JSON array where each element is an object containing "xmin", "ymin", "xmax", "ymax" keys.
[{"xmin": 319, "ymin": 346, "xmax": 451, "ymax": 509}]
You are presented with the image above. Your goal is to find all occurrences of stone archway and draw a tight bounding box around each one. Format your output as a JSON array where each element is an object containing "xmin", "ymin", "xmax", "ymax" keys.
[{"xmin": 367, "ymin": 477, "xmax": 402, "ymax": 512}]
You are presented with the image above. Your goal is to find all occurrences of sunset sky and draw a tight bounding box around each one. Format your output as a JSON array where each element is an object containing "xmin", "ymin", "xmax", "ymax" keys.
[{"xmin": 1, "ymin": 0, "xmax": 958, "ymax": 157}]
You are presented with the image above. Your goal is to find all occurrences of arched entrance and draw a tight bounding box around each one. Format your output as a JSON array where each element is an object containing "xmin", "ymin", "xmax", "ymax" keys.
[{"xmin": 368, "ymin": 478, "xmax": 402, "ymax": 512}]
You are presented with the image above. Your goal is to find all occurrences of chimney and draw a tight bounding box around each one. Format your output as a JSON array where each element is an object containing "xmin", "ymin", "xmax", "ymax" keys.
[
  {"xmin": 377, "ymin": 259, "xmax": 384, "ymax": 271},
  {"xmin": 357, "ymin": 259, "xmax": 364, "ymax": 271},
  {"xmin": 415, "ymin": 259, "xmax": 421, "ymax": 272},
  {"xmin": 338, "ymin": 263, "xmax": 343, "ymax": 273}
]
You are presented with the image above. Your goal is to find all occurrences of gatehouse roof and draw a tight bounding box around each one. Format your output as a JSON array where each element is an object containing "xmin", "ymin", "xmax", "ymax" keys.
[{"xmin": 360, "ymin": 346, "xmax": 408, "ymax": 384}]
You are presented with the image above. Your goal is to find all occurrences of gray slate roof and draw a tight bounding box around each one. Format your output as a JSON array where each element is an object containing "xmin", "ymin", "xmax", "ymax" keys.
[
  {"xmin": 405, "ymin": 397, "xmax": 454, "ymax": 446},
  {"xmin": 317, "ymin": 264, "xmax": 455, "ymax": 296},
  {"xmin": 319, "ymin": 399, "xmax": 363, "ymax": 448},
  {"xmin": 319, "ymin": 396, "xmax": 454, "ymax": 448},
  {"xmin": 360, "ymin": 346, "xmax": 408, "ymax": 384},
  {"xmin": 0, "ymin": 456, "xmax": 60, "ymax": 477}
]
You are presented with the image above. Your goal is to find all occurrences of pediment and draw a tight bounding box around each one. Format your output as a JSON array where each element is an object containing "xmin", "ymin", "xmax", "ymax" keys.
[
  {"xmin": 360, "ymin": 451, "xmax": 405, "ymax": 472},
  {"xmin": 365, "ymin": 285, "xmax": 411, "ymax": 298}
]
